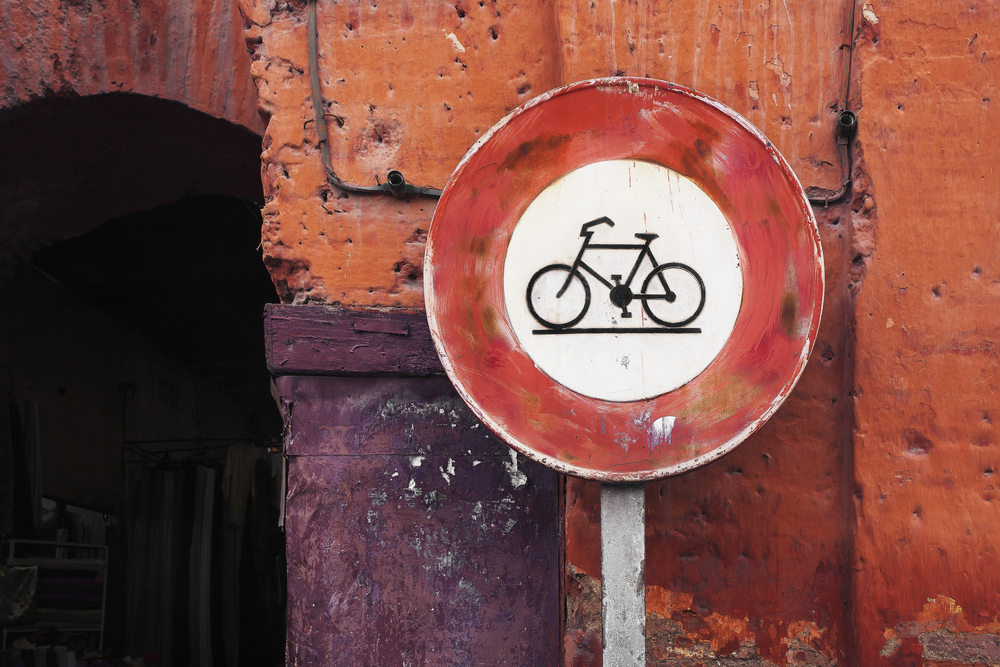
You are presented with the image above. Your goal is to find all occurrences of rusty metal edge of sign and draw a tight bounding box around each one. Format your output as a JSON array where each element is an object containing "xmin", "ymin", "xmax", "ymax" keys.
[{"xmin": 425, "ymin": 76, "xmax": 824, "ymax": 483}]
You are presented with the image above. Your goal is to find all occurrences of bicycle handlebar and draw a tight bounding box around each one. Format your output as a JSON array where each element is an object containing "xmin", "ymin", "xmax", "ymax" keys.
[{"xmin": 580, "ymin": 216, "xmax": 615, "ymax": 237}]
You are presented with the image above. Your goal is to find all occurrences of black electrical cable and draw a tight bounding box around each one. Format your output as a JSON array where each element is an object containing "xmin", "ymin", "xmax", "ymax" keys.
[
  {"xmin": 805, "ymin": 0, "xmax": 859, "ymax": 206},
  {"xmin": 305, "ymin": 0, "xmax": 442, "ymax": 199},
  {"xmin": 306, "ymin": 0, "xmax": 855, "ymax": 206}
]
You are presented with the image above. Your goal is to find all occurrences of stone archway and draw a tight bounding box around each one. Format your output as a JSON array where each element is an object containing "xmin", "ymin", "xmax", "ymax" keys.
[
  {"xmin": 0, "ymin": 93, "xmax": 263, "ymax": 265},
  {"xmin": 1, "ymin": 0, "xmax": 261, "ymax": 135}
]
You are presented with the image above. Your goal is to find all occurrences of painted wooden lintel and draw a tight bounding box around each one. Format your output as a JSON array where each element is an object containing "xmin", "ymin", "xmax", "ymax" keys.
[{"xmin": 263, "ymin": 304, "xmax": 444, "ymax": 377}]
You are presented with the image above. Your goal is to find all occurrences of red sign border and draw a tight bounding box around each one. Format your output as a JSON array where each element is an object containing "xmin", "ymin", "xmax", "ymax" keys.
[{"xmin": 425, "ymin": 77, "xmax": 823, "ymax": 482}]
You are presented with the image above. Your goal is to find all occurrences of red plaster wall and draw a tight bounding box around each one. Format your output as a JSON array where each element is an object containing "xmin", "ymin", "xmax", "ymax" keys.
[{"xmin": 851, "ymin": 3, "xmax": 1000, "ymax": 665}]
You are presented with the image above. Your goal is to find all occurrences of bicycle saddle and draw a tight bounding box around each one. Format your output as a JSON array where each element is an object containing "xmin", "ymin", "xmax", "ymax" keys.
[{"xmin": 634, "ymin": 233, "xmax": 659, "ymax": 240}]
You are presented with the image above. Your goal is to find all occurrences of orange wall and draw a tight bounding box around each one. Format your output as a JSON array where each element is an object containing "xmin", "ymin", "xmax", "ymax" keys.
[
  {"xmin": 242, "ymin": 0, "xmax": 1000, "ymax": 664},
  {"xmin": 852, "ymin": 3, "xmax": 1000, "ymax": 665}
]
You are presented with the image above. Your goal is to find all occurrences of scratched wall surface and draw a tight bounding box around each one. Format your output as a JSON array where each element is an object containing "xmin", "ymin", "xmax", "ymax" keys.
[
  {"xmin": 851, "ymin": 3, "xmax": 1000, "ymax": 666},
  {"xmin": 277, "ymin": 375, "xmax": 561, "ymax": 666}
]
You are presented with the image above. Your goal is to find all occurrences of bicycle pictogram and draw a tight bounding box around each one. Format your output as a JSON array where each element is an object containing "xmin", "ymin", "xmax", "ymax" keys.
[{"xmin": 526, "ymin": 216, "xmax": 706, "ymax": 334}]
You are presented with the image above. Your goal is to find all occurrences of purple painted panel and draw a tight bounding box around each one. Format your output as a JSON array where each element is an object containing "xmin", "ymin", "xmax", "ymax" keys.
[
  {"xmin": 279, "ymin": 375, "xmax": 561, "ymax": 667},
  {"xmin": 264, "ymin": 304, "xmax": 444, "ymax": 377},
  {"xmin": 277, "ymin": 375, "xmax": 508, "ymax": 457}
]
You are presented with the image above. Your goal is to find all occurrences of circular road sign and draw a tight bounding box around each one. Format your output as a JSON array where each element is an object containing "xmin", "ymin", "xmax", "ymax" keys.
[{"xmin": 425, "ymin": 78, "xmax": 823, "ymax": 482}]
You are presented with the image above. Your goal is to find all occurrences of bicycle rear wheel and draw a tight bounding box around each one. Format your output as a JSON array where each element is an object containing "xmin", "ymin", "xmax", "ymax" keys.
[
  {"xmin": 526, "ymin": 264, "xmax": 591, "ymax": 329},
  {"xmin": 641, "ymin": 263, "xmax": 706, "ymax": 327}
]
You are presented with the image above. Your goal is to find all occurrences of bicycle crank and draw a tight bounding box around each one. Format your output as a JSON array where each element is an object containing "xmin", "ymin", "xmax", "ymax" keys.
[{"xmin": 609, "ymin": 275, "xmax": 634, "ymax": 318}]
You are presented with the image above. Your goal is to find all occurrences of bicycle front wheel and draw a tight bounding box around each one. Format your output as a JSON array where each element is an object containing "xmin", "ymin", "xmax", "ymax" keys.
[
  {"xmin": 526, "ymin": 264, "xmax": 591, "ymax": 329},
  {"xmin": 641, "ymin": 263, "xmax": 706, "ymax": 327}
]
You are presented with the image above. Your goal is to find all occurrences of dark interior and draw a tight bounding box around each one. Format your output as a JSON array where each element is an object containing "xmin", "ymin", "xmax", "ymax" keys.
[{"xmin": 0, "ymin": 93, "xmax": 285, "ymax": 665}]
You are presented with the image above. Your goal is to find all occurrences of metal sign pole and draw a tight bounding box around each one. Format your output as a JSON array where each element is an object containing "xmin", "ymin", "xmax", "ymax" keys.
[{"xmin": 601, "ymin": 483, "xmax": 646, "ymax": 666}]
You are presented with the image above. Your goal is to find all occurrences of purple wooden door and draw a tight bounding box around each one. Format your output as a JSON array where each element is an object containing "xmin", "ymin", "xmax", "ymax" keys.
[{"xmin": 267, "ymin": 306, "xmax": 561, "ymax": 666}]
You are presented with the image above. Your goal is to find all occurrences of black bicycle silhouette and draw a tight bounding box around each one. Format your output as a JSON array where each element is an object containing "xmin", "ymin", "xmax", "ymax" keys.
[{"xmin": 526, "ymin": 216, "xmax": 706, "ymax": 333}]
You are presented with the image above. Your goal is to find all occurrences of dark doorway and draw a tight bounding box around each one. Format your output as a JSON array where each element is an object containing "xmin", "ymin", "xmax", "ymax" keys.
[{"xmin": 1, "ymin": 94, "xmax": 285, "ymax": 666}]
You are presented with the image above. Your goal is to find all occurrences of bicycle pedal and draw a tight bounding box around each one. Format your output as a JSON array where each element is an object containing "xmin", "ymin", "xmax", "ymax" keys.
[{"xmin": 621, "ymin": 310, "xmax": 632, "ymax": 318}]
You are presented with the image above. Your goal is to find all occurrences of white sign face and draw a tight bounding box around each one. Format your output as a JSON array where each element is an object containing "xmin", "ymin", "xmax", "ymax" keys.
[{"xmin": 502, "ymin": 159, "xmax": 744, "ymax": 402}]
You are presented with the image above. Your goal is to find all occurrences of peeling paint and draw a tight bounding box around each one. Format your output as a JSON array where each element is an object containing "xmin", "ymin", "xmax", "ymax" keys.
[
  {"xmin": 445, "ymin": 31, "xmax": 466, "ymax": 53},
  {"xmin": 504, "ymin": 450, "xmax": 528, "ymax": 489},
  {"xmin": 861, "ymin": 3, "xmax": 879, "ymax": 24},
  {"xmin": 648, "ymin": 416, "xmax": 676, "ymax": 450}
]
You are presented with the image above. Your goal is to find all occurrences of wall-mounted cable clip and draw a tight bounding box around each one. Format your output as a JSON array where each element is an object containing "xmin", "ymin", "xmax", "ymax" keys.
[
  {"xmin": 805, "ymin": 0, "xmax": 859, "ymax": 207},
  {"xmin": 306, "ymin": 0, "xmax": 442, "ymax": 200}
]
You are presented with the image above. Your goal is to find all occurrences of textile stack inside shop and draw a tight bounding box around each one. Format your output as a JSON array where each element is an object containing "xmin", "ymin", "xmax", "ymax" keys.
[
  {"xmin": 1, "ymin": 438, "xmax": 286, "ymax": 667},
  {"xmin": 121, "ymin": 443, "xmax": 286, "ymax": 667},
  {"xmin": 35, "ymin": 569, "xmax": 103, "ymax": 628}
]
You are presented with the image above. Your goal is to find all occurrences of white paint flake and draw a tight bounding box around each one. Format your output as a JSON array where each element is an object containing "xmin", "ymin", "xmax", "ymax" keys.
[
  {"xmin": 505, "ymin": 450, "xmax": 528, "ymax": 489},
  {"xmin": 440, "ymin": 458, "xmax": 456, "ymax": 484},
  {"xmin": 649, "ymin": 416, "xmax": 677, "ymax": 450},
  {"xmin": 445, "ymin": 32, "xmax": 466, "ymax": 53}
]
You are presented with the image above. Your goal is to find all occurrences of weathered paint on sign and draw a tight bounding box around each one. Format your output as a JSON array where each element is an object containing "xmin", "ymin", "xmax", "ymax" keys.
[{"xmin": 425, "ymin": 77, "xmax": 823, "ymax": 482}]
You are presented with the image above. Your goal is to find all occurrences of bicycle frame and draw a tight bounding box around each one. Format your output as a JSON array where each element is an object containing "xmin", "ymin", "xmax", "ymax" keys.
[{"xmin": 558, "ymin": 224, "xmax": 669, "ymax": 299}]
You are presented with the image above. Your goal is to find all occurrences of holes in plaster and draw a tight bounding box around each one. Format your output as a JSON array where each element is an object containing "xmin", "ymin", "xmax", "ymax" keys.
[
  {"xmin": 820, "ymin": 342, "xmax": 836, "ymax": 363},
  {"xmin": 902, "ymin": 429, "xmax": 934, "ymax": 455},
  {"xmin": 488, "ymin": 25, "xmax": 499, "ymax": 40},
  {"xmin": 931, "ymin": 285, "xmax": 942, "ymax": 298},
  {"xmin": 973, "ymin": 266, "xmax": 982, "ymax": 277}
]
